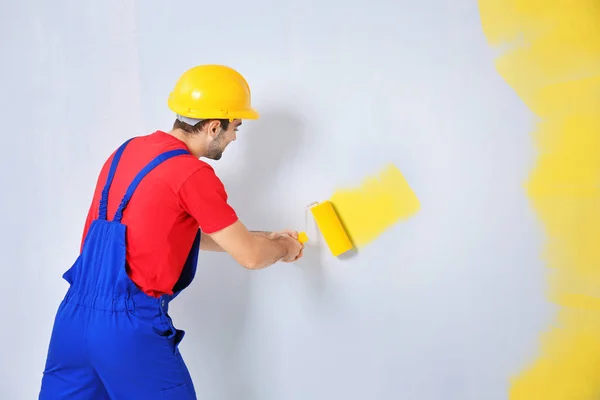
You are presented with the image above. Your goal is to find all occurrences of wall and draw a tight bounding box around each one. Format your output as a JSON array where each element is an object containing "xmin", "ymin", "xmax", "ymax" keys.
[
  {"xmin": 0, "ymin": 1, "xmax": 554, "ymax": 399},
  {"xmin": 479, "ymin": 1, "xmax": 600, "ymax": 398}
]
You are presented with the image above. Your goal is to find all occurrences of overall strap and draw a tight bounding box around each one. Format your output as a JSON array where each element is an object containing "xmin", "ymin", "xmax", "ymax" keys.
[
  {"xmin": 98, "ymin": 138, "xmax": 135, "ymax": 221},
  {"xmin": 112, "ymin": 149, "xmax": 189, "ymax": 223}
]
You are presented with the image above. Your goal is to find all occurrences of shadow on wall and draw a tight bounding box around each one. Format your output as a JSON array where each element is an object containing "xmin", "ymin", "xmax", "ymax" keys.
[
  {"xmin": 228, "ymin": 109, "xmax": 325, "ymax": 399},
  {"xmin": 227, "ymin": 109, "xmax": 305, "ymax": 225},
  {"xmin": 181, "ymin": 109, "xmax": 326, "ymax": 400},
  {"xmin": 227, "ymin": 109, "xmax": 328, "ymax": 302},
  {"xmin": 235, "ymin": 111, "xmax": 330, "ymax": 303}
]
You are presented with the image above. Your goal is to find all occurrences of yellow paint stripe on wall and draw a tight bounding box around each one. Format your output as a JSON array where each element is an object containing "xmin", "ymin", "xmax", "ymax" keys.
[
  {"xmin": 478, "ymin": 1, "xmax": 600, "ymax": 398},
  {"xmin": 328, "ymin": 163, "xmax": 420, "ymax": 248}
]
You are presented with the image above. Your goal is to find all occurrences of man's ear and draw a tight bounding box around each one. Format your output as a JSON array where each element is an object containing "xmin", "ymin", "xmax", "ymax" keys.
[{"xmin": 206, "ymin": 120, "xmax": 222, "ymax": 138}]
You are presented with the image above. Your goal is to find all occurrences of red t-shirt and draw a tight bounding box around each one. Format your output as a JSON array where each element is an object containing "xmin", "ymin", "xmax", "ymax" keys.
[{"xmin": 81, "ymin": 131, "xmax": 238, "ymax": 297}]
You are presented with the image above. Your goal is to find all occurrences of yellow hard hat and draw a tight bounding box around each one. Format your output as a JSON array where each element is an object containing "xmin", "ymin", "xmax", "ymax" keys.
[{"xmin": 168, "ymin": 64, "xmax": 259, "ymax": 122}]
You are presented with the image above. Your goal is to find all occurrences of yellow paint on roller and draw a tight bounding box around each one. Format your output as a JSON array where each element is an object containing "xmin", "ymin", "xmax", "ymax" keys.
[
  {"xmin": 328, "ymin": 163, "xmax": 420, "ymax": 248},
  {"xmin": 478, "ymin": 1, "xmax": 600, "ymax": 398},
  {"xmin": 309, "ymin": 201, "xmax": 354, "ymax": 256}
]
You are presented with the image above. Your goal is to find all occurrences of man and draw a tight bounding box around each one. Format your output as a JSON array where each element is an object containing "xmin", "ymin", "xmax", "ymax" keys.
[{"xmin": 39, "ymin": 64, "xmax": 304, "ymax": 399}]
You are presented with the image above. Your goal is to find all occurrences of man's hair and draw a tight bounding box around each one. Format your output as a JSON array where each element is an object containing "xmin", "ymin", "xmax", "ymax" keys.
[{"xmin": 173, "ymin": 118, "xmax": 230, "ymax": 135}]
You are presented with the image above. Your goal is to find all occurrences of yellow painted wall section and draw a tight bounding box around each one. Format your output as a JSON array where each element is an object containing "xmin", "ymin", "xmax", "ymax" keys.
[
  {"xmin": 478, "ymin": 1, "xmax": 600, "ymax": 398},
  {"xmin": 327, "ymin": 163, "xmax": 420, "ymax": 249}
]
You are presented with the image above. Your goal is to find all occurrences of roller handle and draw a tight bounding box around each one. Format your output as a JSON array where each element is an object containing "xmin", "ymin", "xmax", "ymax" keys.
[{"xmin": 298, "ymin": 231, "xmax": 309, "ymax": 244}]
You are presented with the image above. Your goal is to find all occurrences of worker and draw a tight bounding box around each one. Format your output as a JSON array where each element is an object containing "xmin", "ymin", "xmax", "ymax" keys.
[{"xmin": 38, "ymin": 64, "xmax": 305, "ymax": 399}]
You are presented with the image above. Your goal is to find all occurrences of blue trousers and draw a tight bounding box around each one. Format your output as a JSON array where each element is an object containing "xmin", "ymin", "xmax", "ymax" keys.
[{"xmin": 40, "ymin": 291, "xmax": 196, "ymax": 399}]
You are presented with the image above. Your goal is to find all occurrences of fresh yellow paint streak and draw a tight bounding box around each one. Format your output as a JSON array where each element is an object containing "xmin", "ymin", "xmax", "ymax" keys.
[
  {"xmin": 327, "ymin": 163, "xmax": 420, "ymax": 248},
  {"xmin": 478, "ymin": 1, "xmax": 600, "ymax": 398}
]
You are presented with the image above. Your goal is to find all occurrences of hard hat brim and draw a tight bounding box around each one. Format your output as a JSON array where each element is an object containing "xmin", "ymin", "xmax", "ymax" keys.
[{"xmin": 168, "ymin": 97, "xmax": 259, "ymax": 121}]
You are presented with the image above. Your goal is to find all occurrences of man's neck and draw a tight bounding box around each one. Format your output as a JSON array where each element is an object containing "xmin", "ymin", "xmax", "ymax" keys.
[{"xmin": 166, "ymin": 129, "xmax": 206, "ymax": 158}]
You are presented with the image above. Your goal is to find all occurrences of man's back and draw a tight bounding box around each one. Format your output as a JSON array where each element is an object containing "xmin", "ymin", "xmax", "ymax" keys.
[{"xmin": 81, "ymin": 130, "xmax": 239, "ymax": 297}]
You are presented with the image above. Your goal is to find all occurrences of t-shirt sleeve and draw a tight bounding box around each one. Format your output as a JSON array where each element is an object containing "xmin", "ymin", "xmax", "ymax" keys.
[{"xmin": 178, "ymin": 165, "xmax": 238, "ymax": 234}]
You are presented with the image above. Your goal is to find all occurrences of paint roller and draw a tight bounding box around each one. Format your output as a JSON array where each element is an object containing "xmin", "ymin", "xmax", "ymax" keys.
[{"xmin": 297, "ymin": 200, "xmax": 354, "ymax": 257}]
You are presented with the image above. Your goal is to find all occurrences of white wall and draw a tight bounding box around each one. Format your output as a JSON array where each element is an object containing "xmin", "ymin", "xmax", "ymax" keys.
[{"xmin": 0, "ymin": 1, "xmax": 552, "ymax": 399}]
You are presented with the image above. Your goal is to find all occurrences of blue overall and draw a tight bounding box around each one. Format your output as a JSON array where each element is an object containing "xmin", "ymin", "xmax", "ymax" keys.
[{"xmin": 39, "ymin": 139, "xmax": 200, "ymax": 399}]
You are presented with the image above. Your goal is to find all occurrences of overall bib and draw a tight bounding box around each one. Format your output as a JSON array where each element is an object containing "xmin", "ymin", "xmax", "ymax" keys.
[{"xmin": 39, "ymin": 138, "xmax": 200, "ymax": 399}]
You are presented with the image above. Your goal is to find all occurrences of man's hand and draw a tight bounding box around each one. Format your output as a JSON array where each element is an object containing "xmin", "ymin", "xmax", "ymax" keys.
[
  {"xmin": 270, "ymin": 229, "xmax": 299, "ymax": 241},
  {"xmin": 255, "ymin": 229, "xmax": 304, "ymax": 262},
  {"xmin": 274, "ymin": 231, "xmax": 304, "ymax": 262}
]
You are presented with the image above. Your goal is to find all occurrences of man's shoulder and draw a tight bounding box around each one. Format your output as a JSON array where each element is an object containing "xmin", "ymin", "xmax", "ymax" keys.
[
  {"xmin": 127, "ymin": 130, "xmax": 205, "ymax": 170},
  {"xmin": 179, "ymin": 159, "xmax": 222, "ymax": 185},
  {"xmin": 100, "ymin": 131, "xmax": 210, "ymax": 179}
]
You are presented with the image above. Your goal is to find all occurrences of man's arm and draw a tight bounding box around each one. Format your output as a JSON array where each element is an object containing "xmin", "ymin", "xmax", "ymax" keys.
[
  {"xmin": 199, "ymin": 233, "xmax": 226, "ymax": 252},
  {"xmin": 206, "ymin": 220, "xmax": 300, "ymax": 269},
  {"xmin": 250, "ymin": 231, "xmax": 271, "ymax": 238},
  {"xmin": 178, "ymin": 165, "xmax": 302, "ymax": 268},
  {"xmin": 200, "ymin": 230, "xmax": 278, "ymax": 252}
]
